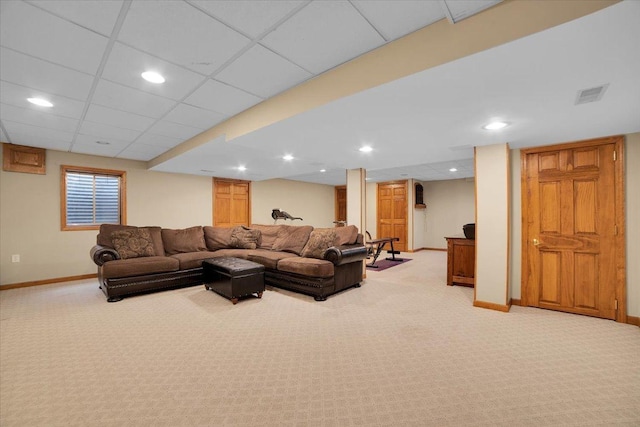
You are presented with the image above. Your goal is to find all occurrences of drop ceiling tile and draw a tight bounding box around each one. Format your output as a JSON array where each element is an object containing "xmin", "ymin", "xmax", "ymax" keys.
[
  {"xmin": 0, "ymin": 47, "xmax": 94, "ymax": 101},
  {"xmin": 147, "ymin": 120, "xmax": 203, "ymax": 140},
  {"xmin": 117, "ymin": 1, "xmax": 250, "ymax": 75},
  {"xmin": 117, "ymin": 143, "xmax": 168, "ymax": 161},
  {"xmin": 0, "ymin": 1, "xmax": 108, "ymax": 74},
  {"xmin": 135, "ymin": 132, "xmax": 183, "ymax": 148},
  {"xmin": 5, "ymin": 129, "xmax": 72, "ymax": 151},
  {"xmin": 442, "ymin": 0, "xmax": 502, "ymax": 23},
  {"xmin": 2, "ymin": 119, "xmax": 74, "ymax": 146},
  {"xmin": 71, "ymin": 142, "xmax": 124, "ymax": 157},
  {"xmin": 84, "ymin": 104, "xmax": 156, "ymax": 132},
  {"xmin": 184, "ymin": 79, "xmax": 262, "ymax": 116},
  {"xmin": 190, "ymin": 0, "xmax": 304, "ymax": 38},
  {"xmin": 0, "ymin": 103, "xmax": 79, "ymax": 133},
  {"xmin": 216, "ymin": 45, "xmax": 311, "ymax": 98},
  {"xmin": 79, "ymin": 121, "xmax": 141, "ymax": 143},
  {"xmin": 102, "ymin": 43, "xmax": 206, "ymax": 101},
  {"xmin": 352, "ymin": 0, "xmax": 445, "ymax": 41},
  {"xmin": 28, "ymin": 0, "xmax": 123, "ymax": 36},
  {"xmin": 163, "ymin": 103, "xmax": 227, "ymax": 130},
  {"xmin": 261, "ymin": 1, "xmax": 385, "ymax": 74},
  {"xmin": 92, "ymin": 80, "xmax": 176, "ymax": 119},
  {"xmin": 0, "ymin": 81, "xmax": 86, "ymax": 119},
  {"xmin": 74, "ymin": 133, "xmax": 131, "ymax": 148}
]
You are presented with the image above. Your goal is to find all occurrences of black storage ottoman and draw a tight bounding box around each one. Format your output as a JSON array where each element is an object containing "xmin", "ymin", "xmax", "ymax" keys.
[{"xmin": 203, "ymin": 257, "xmax": 265, "ymax": 304}]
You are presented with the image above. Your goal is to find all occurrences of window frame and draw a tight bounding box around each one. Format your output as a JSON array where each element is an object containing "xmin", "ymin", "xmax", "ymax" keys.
[{"xmin": 60, "ymin": 165, "xmax": 127, "ymax": 231}]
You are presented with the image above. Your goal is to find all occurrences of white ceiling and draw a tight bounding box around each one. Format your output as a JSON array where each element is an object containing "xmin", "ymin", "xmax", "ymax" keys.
[{"xmin": 1, "ymin": 1, "xmax": 639, "ymax": 186}]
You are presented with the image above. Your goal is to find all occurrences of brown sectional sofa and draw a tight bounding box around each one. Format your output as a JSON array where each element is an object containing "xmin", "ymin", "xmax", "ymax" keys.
[{"xmin": 90, "ymin": 223, "xmax": 367, "ymax": 302}]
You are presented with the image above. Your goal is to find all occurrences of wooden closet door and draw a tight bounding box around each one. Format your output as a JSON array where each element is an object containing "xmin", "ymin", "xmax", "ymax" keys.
[
  {"xmin": 522, "ymin": 137, "xmax": 625, "ymax": 321},
  {"xmin": 213, "ymin": 179, "xmax": 250, "ymax": 227},
  {"xmin": 377, "ymin": 181, "xmax": 407, "ymax": 252},
  {"xmin": 335, "ymin": 186, "xmax": 346, "ymax": 225}
]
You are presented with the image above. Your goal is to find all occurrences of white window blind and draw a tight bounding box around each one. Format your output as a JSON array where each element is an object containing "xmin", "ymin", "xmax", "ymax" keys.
[{"xmin": 65, "ymin": 171, "xmax": 120, "ymax": 226}]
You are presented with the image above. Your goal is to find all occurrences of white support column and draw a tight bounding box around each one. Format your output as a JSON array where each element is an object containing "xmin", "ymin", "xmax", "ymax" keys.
[
  {"xmin": 474, "ymin": 143, "xmax": 511, "ymax": 312},
  {"xmin": 346, "ymin": 169, "xmax": 366, "ymax": 234}
]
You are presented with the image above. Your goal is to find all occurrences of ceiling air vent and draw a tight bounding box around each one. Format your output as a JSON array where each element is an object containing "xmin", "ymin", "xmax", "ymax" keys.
[{"xmin": 575, "ymin": 84, "xmax": 609, "ymax": 105}]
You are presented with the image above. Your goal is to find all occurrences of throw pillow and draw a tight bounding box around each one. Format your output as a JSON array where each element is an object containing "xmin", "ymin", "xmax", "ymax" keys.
[
  {"xmin": 111, "ymin": 228, "xmax": 156, "ymax": 259},
  {"xmin": 301, "ymin": 229, "xmax": 337, "ymax": 259},
  {"xmin": 230, "ymin": 226, "xmax": 261, "ymax": 250}
]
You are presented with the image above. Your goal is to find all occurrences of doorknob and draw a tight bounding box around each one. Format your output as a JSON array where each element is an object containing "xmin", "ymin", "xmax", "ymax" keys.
[{"xmin": 533, "ymin": 238, "xmax": 540, "ymax": 246}]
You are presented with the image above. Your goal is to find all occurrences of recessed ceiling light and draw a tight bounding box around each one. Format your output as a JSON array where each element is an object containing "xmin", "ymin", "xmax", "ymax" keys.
[
  {"xmin": 95, "ymin": 141, "xmax": 111, "ymax": 145},
  {"xmin": 141, "ymin": 71, "xmax": 165, "ymax": 84},
  {"xmin": 282, "ymin": 154, "xmax": 294, "ymax": 161},
  {"xmin": 449, "ymin": 168, "xmax": 457, "ymax": 172},
  {"xmin": 237, "ymin": 166, "xmax": 247, "ymax": 171},
  {"xmin": 483, "ymin": 121, "xmax": 508, "ymax": 130},
  {"xmin": 27, "ymin": 97, "xmax": 53, "ymax": 107},
  {"xmin": 320, "ymin": 169, "xmax": 326, "ymax": 173},
  {"xmin": 359, "ymin": 146, "xmax": 373, "ymax": 153}
]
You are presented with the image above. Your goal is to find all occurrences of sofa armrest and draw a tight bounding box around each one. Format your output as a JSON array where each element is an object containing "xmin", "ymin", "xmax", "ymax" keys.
[
  {"xmin": 90, "ymin": 245, "xmax": 120, "ymax": 266},
  {"xmin": 324, "ymin": 244, "xmax": 367, "ymax": 266}
]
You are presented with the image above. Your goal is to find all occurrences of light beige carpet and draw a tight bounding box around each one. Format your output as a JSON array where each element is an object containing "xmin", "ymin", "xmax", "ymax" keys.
[{"xmin": 1, "ymin": 251, "xmax": 638, "ymax": 426}]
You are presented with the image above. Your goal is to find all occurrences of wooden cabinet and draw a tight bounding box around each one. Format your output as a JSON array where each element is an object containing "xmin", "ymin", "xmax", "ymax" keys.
[{"xmin": 445, "ymin": 237, "xmax": 475, "ymax": 287}]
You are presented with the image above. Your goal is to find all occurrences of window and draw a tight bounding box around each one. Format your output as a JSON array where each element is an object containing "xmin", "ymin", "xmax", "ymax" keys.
[{"xmin": 61, "ymin": 165, "xmax": 126, "ymax": 231}]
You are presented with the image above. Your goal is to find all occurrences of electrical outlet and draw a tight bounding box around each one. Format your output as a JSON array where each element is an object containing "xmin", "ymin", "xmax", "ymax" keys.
[{"xmin": 11, "ymin": 254, "xmax": 20, "ymax": 263}]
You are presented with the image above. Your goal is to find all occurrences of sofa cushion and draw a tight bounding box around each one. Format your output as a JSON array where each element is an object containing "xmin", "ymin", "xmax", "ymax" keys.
[
  {"xmin": 271, "ymin": 225, "xmax": 313, "ymax": 255},
  {"xmin": 247, "ymin": 249, "xmax": 298, "ymax": 269},
  {"xmin": 316, "ymin": 225, "xmax": 358, "ymax": 246},
  {"xmin": 203, "ymin": 226, "xmax": 233, "ymax": 251},
  {"xmin": 334, "ymin": 225, "xmax": 359, "ymax": 245},
  {"xmin": 162, "ymin": 226, "xmax": 206, "ymax": 255},
  {"xmin": 102, "ymin": 256, "xmax": 179, "ymax": 279},
  {"xmin": 111, "ymin": 228, "xmax": 156, "ymax": 259},
  {"xmin": 301, "ymin": 229, "xmax": 337, "ymax": 259},
  {"xmin": 230, "ymin": 226, "xmax": 261, "ymax": 249},
  {"xmin": 277, "ymin": 257, "xmax": 334, "ymax": 278},
  {"xmin": 249, "ymin": 224, "xmax": 283, "ymax": 250},
  {"xmin": 208, "ymin": 249, "xmax": 252, "ymax": 259},
  {"xmin": 170, "ymin": 251, "xmax": 219, "ymax": 270}
]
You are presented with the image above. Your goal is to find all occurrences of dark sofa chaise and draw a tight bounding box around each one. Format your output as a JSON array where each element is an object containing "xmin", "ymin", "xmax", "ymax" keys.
[{"xmin": 90, "ymin": 223, "xmax": 367, "ymax": 302}]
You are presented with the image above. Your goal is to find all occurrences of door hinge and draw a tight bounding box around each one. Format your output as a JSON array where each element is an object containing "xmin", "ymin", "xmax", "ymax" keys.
[
  {"xmin": 614, "ymin": 299, "xmax": 618, "ymax": 310},
  {"xmin": 613, "ymin": 150, "xmax": 617, "ymax": 161}
]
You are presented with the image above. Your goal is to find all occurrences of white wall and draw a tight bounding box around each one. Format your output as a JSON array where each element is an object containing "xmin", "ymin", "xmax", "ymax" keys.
[
  {"xmin": 250, "ymin": 179, "xmax": 335, "ymax": 228},
  {"xmin": 624, "ymin": 133, "xmax": 640, "ymax": 317},
  {"xmin": 420, "ymin": 179, "xmax": 476, "ymax": 249},
  {"xmin": 0, "ymin": 148, "xmax": 212, "ymax": 286}
]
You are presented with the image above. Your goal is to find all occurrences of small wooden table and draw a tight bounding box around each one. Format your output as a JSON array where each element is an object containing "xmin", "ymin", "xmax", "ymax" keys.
[
  {"xmin": 445, "ymin": 237, "xmax": 475, "ymax": 287},
  {"xmin": 367, "ymin": 237, "xmax": 402, "ymax": 268}
]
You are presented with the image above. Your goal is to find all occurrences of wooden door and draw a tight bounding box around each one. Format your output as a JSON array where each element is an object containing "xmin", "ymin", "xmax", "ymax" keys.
[
  {"xmin": 213, "ymin": 178, "xmax": 250, "ymax": 227},
  {"xmin": 377, "ymin": 181, "xmax": 408, "ymax": 252},
  {"xmin": 521, "ymin": 137, "xmax": 625, "ymax": 321},
  {"xmin": 335, "ymin": 186, "xmax": 346, "ymax": 226}
]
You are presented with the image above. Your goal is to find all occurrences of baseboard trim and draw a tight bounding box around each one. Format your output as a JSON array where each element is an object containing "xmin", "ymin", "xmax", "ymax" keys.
[
  {"xmin": 627, "ymin": 315, "xmax": 640, "ymax": 327},
  {"xmin": 0, "ymin": 274, "xmax": 97, "ymax": 290},
  {"xmin": 474, "ymin": 300, "xmax": 511, "ymax": 312},
  {"xmin": 413, "ymin": 247, "xmax": 447, "ymax": 252},
  {"xmin": 510, "ymin": 298, "xmax": 522, "ymax": 306}
]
